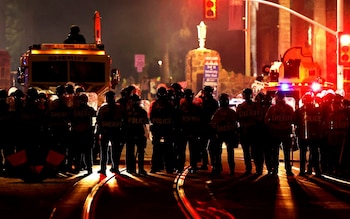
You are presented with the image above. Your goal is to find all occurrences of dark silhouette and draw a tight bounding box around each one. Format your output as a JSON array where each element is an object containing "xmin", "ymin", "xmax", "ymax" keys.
[{"xmin": 64, "ymin": 25, "xmax": 86, "ymax": 44}]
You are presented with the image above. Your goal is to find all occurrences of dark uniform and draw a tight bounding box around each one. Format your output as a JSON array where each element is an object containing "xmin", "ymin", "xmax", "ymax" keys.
[
  {"xmin": 149, "ymin": 87, "xmax": 176, "ymax": 173},
  {"xmin": 47, "ymin": 85, "xmax": 72, "ymax": 172},
  {"xmin": 19, "ymin": 88, "xmax": 46, "ymax": 168},
  {"xmin": 0, "ymin": 89, "xmax": 14, "ymax": 174},
  {"xmin": 295, "ymin": 94, "xmax": 322, "ymax": 176},
  {"xmin": 199, "ymin": 86, "xmax": 219, "ymax": 170},
  {"xmin": 63, "ymin": 25, "xmax": 86, "ymax": 44},
  {"xmin": 124, "ymin": 94, "xmax": 149, "ymax": 175},
  {"xmin": 255, "ymin": 92, "xmax": 273, "ymax": 174},
  {"xmin": 177, "ymin": 89, "xmax": 203, "ymax": 173},
  {"xmin": 209, "ymin": 93, "xmax": 239, "ymax": 175},
  {"xmin": 96, "ymin": 91, "xmax": 124, "ymax": 175},
  {"xmin": 236, "ymin": 88, "xmax": 262, "ymax": 175},
  {"xmin": 71, "ymin": 94, "xmax": 96, "ymax": 174},
  {"xmin": 324, "ymin": 95, "xmax": 350, "ymax": 176},
  {"xmin": 169, "ymin": 83, "xmax": 184, "ymax": 173},
  {"xmin": 265, "ymin": 91, "xmax": 295, "ymax": 176},
  {"xmin": 319, "ymin": 92, "xmax": 335, "ymax": 173}
]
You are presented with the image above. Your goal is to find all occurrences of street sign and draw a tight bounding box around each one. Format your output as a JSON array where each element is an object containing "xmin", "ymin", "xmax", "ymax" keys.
[
  {"xmin": 134, "ymin": 54, "xmax": 145, "ymax": 73},
  {"xmin": 203, "ymin": 56, "xmax": 219, "ymax": 98}
]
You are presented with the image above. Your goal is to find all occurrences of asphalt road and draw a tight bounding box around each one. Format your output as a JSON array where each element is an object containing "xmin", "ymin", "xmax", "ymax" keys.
[{"xmin": 1, "ymin": 145, "xmax": 350, "ymax": 219}]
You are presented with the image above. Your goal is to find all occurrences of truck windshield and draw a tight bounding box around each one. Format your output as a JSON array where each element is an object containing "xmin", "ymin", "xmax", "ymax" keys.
[{"xmin": 31, "ymin": 61, "xmax": 105, "ymax": 83}]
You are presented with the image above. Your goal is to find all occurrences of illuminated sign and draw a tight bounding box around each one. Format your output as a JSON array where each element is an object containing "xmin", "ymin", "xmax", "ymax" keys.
[{"xmin": 48, "ymin": 56, "xmax": 89, "ymax": 61}]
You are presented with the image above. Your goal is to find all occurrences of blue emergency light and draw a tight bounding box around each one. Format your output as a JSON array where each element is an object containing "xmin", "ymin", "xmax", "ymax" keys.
[{"xmin": 280, "ymin": 83, "xmax": 290, "ymax": 91}]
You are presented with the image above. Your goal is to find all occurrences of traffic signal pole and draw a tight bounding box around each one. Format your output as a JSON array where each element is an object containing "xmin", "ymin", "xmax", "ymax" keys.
[
  {"xmin": 247, "ymin": 0, "xmax": 343, "ymax": 90},
  {"xmin": 337, "ymin": 0, "xmax": 344, "ymax": 90}
]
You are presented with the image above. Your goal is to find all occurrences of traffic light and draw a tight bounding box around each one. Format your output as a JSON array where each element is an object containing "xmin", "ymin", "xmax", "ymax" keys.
[
  {"xmin": 339, "ymin": 33, "xmax": 350, "ymax": 66},
  {"xmin": 204, "ymin": 0, "xmax": 217, "ymax": 19}
]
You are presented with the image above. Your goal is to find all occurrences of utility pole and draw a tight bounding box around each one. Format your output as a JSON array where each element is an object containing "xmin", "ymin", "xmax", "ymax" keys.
[
  {"xmin": 245, "ymin": 1, "xmax": 251, "ymax": 77},
  {"xmin": 337, "ymin": 0, "xmax": 344, "ymax": 90}
]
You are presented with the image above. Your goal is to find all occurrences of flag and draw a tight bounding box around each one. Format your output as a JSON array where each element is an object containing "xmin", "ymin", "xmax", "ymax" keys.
[{"xmin": 228, "ymin": 0, "xmax": 244, "ymax": 30}]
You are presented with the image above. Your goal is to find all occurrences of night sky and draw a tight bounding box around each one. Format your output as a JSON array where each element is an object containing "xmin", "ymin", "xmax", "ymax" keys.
[{"xmin": 24, "ymin": 0, "xmax": 244, "ymax": 80}]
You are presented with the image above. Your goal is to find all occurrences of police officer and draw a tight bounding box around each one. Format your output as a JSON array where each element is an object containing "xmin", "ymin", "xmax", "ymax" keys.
[
  {"xmin": 198, "ymin": 86, "xmax": 219, "ymax": 170},
  {"xmin": 264, "ymin": 90, "xmax": 295, "ymax": 176},
  {"xmin": 19, "ymin": 87, "xmax": 46, "ymax": 168},
  {"xmin": 209, "ymin": 93, "xmax": 239, "ymax": 175},
  {"xmin": 96, "ymin": 91, "xmax": 124, "ymax": 175},
  {"xmin": 295, "ymin": 93, "xmax": 322, "ymax": 177},
  {"xmin": 71, "ymin": 94, "xmax": 96, "ymax": 174},
  {"xmin": 236, "ymin": 88, "xmax": 260, "ymax": 175},
  {"xmin": 0, "ymin": 89, "xmax": 14, "ymax": 174},
  {"xmin": 324, "ymin": 94, "xmax": 349, "ymax": 176},
  {"xmin": 116, "ymin": 86, "xmax": 135, "ymax": 162},
  {"xmin": 170, "ymin": 83, "xmax": 184, "ymax": 107},
  {"xmin": 65, "ymin": 84, "xmax": 75, "ymax": 108},
  {"xmin": 64, "ymin": 25, "xmax": 86, "ymax": 44},
  {"xmin": 149, "ymin": 87, "xmax": 176, "ymax": 173},
  {"xmin": 169, "ymin": 83, "xmax": 184, "ymax": 173},
  {"xmin": 124, "ymin": 94, "xmax": 149, "ymax": 175},
  {"xmin": 177, "ymin": 89, "xmax": 203, "ymax": 173},
  {"xmin": 48, "ymin": 85, "xmax": 72, "ymax": 172},
  {"xmin": 319, "ymin": 91, "xmax": 335, "ymax": 173},
  {"xmin": 255, "ymin": 92, "xmax": 273, "ymax": 174}
]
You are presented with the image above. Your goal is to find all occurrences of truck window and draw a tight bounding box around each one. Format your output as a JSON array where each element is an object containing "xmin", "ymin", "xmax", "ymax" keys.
[
  {"xmin": 284, "ymin": 59, "xmax": 301, "ymax": 78},
  {"xmin": 32, "ymin": 61, "xmax": 68, "ymax": 82},
  {"xmin": 70, "ymin": 62, "xmax": 105, "ymax": 83}
]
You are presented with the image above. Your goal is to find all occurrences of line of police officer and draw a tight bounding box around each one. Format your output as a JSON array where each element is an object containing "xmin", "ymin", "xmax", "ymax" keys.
[
  {"xmin": 1, "ymin": 83, "xmax": 349, "ymax": 179},
  {"xmin": 0, "ymin": 84, "xmax": 96, "ymax": 178},
  {"xmin": 295, "ymin": 90, "xmax": 350, "ymax": 178},
  {"xmin": 149, "ymin": 85, "xmax": 350, "ymax": 178}
]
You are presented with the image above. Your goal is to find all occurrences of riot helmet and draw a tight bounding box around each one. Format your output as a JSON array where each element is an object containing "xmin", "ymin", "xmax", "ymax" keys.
[
  {"xmin": 27, "ymin": 87, "xmax": 39, "ymax": 101},
  {"xmin": 167, "ymin": 89, "xmax": 175, "ymax": 101},
  {"xmin": 70, "ymin": 25, "xmax": 80, "ymax": 34},
  {"xmin": 131, "ymin": 94, "xmax": 141, "ymax": 105},
  {"xmin": 301, "ymin": 93, "xmax": 314, "ymax": 106},
  {"xmin": 79, "ymin": 94, "xmax": 88, "ymax": 104},
  {"xmin": 275, "ymin": 90, "xmax": 285, "ymax": 101},
  {"xmin": 184, "ymin": 89, "xmax": 194, "ymax": 101},
  {"xmin": 126, "ymin": 85, "xmax": 136, "ymax": 96},
  {"xmin": 171, "ymin": 83, "xmax": 182, "ymax": 92},
  {"xmin": 65, "ymin": 84, "xmax": 74, "ymax": 95},
  {"xmin": 157, "ymin": 87, "xmax": 167, "ymax": 99},
  {"xmin": 331, "ymin": 94, "xmax": 344, "ymax": 111},
  {"xmin": 0, "ymin": 89, "xmax": 7, "ymax": 101},
  {"xmin": 219, "ymin": 93, "xmax": 230, "ymax": 107},
  {"xmin": 334, "ymin": 93, "xmax": 344, "ymax": 104},
  {"xmin": 13, "ymin": 89, "xmax": 24, "ymax": 99},
  {"xmin": 323, "ymin": 91, "xmax": 335, "ymax": 104},
  {"xmin": 105, "ymin": 91, "xmax": 115, "ymax": 104},
  {"xmin": 203, "ymin": 86, "xmax": 214, "ymax": 95},
  {"xmin": 254, "ymin": 92, "xmax": 265, "ymax": 103},
  {"xmin": 56, "ymin": 85, "xmax": 66, "ymax": 96},
  {"xmin": 38, "ymin": 92, "xmax": 48, "ymax": 100},
  {"xmin": 120, "ymin": 87, "xmax": 129, "ymax": 98},
  {"xmin": 75, "ymin": 86, "xmax": 85, "ymax": 95},
  {"xmin": 242, "ymin": 88, "xmax": 253, "ymax": 100}
]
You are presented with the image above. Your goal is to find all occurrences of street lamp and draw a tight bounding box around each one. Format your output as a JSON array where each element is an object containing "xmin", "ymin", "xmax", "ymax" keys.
[
  {"xmin": 158, "ymin": 60, "xmax": 162, "ymax": 80},
  {"xmin": 197, "ymin": 21, "xmax": 207, "ymax": 49}
]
